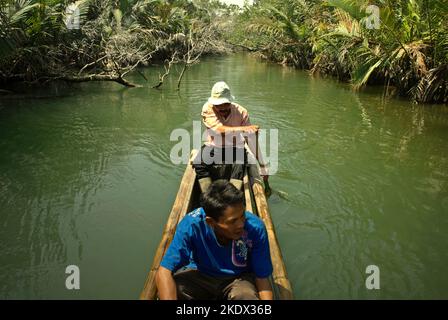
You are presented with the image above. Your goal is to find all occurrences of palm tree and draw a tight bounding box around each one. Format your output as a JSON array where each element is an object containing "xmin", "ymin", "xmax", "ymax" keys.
[
  {"xmin": 312, "ymin": 0, "xmax": 447, "ymax": 102},
  {"xmin": 234, "ymin": 0, "xmax": 447, "ymax": 103},
  {"xmin": 242, "ymin": 0, "xmax": 315, "ymax": 68}
]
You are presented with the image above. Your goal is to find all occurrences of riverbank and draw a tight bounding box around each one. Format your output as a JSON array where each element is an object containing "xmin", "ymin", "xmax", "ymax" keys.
[
  {"xmin": 228, "ymin": 0, "xmax": 448, "ymax": 104},
  {"xmin": 0, "ymin": 0, "xmax": 233, "ymax": 89},
  {"xmin": 2, "ymin": 1, "xmax": 447, "ymax": 105}
]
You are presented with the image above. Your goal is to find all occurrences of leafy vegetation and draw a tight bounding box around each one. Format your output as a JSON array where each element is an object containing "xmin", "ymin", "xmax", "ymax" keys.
[
  {"xmin": 230, "ymin": 0, "xmax": 448, "ymax": 104},
  {"xmin": 1, "ymin": 0, "xmax": 447, "ymax": 103},
  {"xmin": 0, "ymin": 0, "xmax": 234, "ymax": 87}
]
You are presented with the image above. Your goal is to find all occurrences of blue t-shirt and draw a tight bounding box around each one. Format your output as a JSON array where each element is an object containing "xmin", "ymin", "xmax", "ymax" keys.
[{"xmin": 160, "ymin": 207, "xmax": 273, "ymax": 278}]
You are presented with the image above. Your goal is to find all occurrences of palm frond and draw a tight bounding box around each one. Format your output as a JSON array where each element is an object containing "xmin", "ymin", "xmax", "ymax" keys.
[
  {"xmin": 351, "ymin": 53, "xmax": 384, "ymax": 89},
  {"xmin": 413, "ymin": 64, "xmax": 448, "ymax": 103},
  {"xmin": 325, "ymin": 0, "xmax": 366, "ymax": 21},
  {"xmin": 9, "ymin": 1, "xmax": 40, "ymax": 25}
]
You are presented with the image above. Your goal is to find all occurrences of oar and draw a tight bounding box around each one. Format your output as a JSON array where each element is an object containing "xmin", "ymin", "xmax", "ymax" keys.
[
  {"xmin": 263, "ymin": 177, "xmax": 272, "ymax": 198},
  {"xmin": 253, "ymin": 130, "xmax": 275, "ymax": 198},
  {"xmin": 253, "ymin": 131, "xmax": 290, "ymax": 200}
]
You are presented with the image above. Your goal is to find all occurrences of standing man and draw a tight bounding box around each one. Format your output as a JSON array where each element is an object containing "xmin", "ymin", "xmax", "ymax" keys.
[{"xmin": 193, "ymin": 81, "xmax": 265, "ymax": 193}]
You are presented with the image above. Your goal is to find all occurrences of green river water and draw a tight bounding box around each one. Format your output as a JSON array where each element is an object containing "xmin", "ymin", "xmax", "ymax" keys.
[{"xmin": 1, "ymin": 54, "xmax": 447, "ymax": 299}]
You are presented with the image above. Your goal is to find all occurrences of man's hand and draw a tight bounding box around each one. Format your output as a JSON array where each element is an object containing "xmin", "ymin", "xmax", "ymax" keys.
[
  {"xmin": 244, "ymin": 125, "xmax": 260, "ymax": 133},
  {"xmin": 255, "ymin": 277, "xmax": 274, "ymax": 300},
  {"xmin": 156, "ymin": 266, "xmax": 177, "ymax": 300}
]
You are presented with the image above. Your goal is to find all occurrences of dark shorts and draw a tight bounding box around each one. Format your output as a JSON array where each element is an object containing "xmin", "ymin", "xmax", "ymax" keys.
[
  {"xmin": 192, "ymin": 145, "xmax": 248, "ymax": 181},
  {"xmin": 173, "ymin": 268, "xmax": 259, "ymax": 300}
]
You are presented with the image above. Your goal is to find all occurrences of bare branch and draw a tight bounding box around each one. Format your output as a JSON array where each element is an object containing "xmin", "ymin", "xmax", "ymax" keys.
[
  {"xmin": 152, "ymin": 52, "xmax": 179, "ymax": 89},
  {"xmin": 78, "ymin": 55, "xmax": 108, "ymax": 75}
]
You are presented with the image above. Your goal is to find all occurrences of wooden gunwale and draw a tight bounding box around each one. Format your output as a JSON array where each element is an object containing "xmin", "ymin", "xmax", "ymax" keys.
[
  {"xmin": 139, "ymin": 150, "xmax": 197, "ymax": 300},
  {"xmin": 140, "ymin": 150, "xmax": 293, "ymax": 300}
]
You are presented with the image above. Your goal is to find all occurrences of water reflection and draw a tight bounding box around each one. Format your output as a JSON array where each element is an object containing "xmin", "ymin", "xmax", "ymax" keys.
[{"xmin": 0, "ymin": 54, "xmax": 447, "ymax": 299}]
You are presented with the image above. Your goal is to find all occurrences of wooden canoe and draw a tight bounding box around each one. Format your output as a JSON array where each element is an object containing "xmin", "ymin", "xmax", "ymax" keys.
[{"xmin": 139, "ymin": 149, "xmax": 294, "ymax": 300}]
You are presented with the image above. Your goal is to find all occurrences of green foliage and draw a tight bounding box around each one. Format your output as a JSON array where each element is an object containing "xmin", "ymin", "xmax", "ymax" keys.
[
  {"xmin": 231, "ymin": 0, "xmax": 448, "ymax": 103},
  {"xmin": 0, "ymin": 0, "xmax": 231, "ymax": 84},
  {"xmin": 1, "ymin": 0, "xmax": 446, "ymax": 103}
]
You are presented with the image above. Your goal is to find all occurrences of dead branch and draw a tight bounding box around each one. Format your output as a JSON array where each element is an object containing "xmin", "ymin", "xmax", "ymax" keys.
[
  {"xmin": 176, "ymin": 24, "xmax": 210, "ymax": 90},
  {"xmin": 152, "ymin": 52, "xmax": 179, "ymax": 89},
  {"xmin": 1, "ymin": 72, "xmax": 140, "ymax": 87},
  {"xmin": 136, "ymin": 69, "xmax": 148, "ymax": 81},
  {"xmin": 78, "ymin": 55, "xmax": 108, "ymax": 75},
  {"xmin": 64, "ymin": 74, "xmax": 140, "ymax": 87}
]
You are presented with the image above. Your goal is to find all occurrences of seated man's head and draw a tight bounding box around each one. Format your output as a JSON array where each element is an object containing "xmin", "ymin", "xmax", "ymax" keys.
[{"xmin": 200, "ymin": 179, "xmax": 246, "ymax": 242}]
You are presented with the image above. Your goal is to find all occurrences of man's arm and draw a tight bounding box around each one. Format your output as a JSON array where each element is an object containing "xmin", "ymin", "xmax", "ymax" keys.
[
  {"xmin": 156, "ymin": 216, "xmax": 194, "ymax": 300},
  {"xmin": 255, "ymin": 277, "xmax": 274, "ymax": 300},
  {"xmin": 215, "ymin": 124, "xmax": 259, "ymax": 134},
  {"xmin": 156, "ymin": 266, "xmax": 177, "ymax": 300}
]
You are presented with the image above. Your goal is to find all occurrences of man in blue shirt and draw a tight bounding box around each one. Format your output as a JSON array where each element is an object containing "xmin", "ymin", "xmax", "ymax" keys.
[{"xmin": 156, "ymin": 179, "xmax": 274, "ymax": 300}]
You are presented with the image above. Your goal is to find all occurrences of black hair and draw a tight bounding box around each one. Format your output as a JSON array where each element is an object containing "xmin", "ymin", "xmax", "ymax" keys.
[{"xmin": 200, "ymin": 179, "xmax": 244, "ymax": 221}]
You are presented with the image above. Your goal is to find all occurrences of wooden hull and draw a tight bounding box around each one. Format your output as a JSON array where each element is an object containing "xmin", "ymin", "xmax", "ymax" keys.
[{"xmin": 140, "ymin": 150, "xmax": 293, "ymax": 300}]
